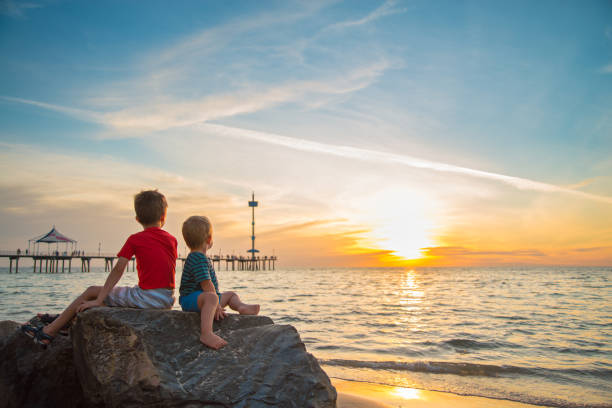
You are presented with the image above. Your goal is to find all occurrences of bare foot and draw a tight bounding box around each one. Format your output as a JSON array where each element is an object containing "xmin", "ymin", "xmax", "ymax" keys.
[
  {"xmin": 238, "ymin": 304, "xmax": 260, "ymax": 315},
  {"xmin": 200, "ymin": 332, "xmax": 227, "ymax": 350}
]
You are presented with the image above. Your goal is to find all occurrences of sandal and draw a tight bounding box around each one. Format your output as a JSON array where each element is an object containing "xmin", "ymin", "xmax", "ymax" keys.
[
  {"xmin": 35, "ymin": 314, "xmax": 70, "ymax": 336},
  {"xmin": 21, "ymin": 323, "xmax": 38, "ymax": 339},
  {"xmin": 37, "ymin": 313, "xmax": 59, "ymax": 325},
  {"xmin": 21, "ymin": 324, "xmax": 54, "ymax": 348},
  {"xmin": 33, "ymin": 327, "xmax": 54, "ymax": 349}
]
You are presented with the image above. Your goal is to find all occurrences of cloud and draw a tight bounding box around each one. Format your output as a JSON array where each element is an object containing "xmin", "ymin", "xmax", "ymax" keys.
[
  {"xmin": 1, "ymin": 59, "xmax": 389, "ymax": 134},
  {"xmin": 0, "ymin": 0, "xmax": 41, "ymax": 17},
  {"xmin": 0, "ymin": 141, "xmax": 383, "ymax": 266},
  {"xmin": 418, "ymin": 245, "xmax": 612, "ymax": 266},
  {"xmin": 568, "ymin": 246, "xmax": 612, "ymax": 253},
  {"xmin": 0, "ymin": 142, "xmax": 249, "ymax": 225},
  {"xmin": 196, "ymin": 123, "xmax": 612, "ymax": 204},
  {"xmin": 3, "ymin": 91, "xmax": 612, "ymax": 206},
  {"xmin": 600, "ymin": 64, "xmax": 612, "ymax": 74},
  {"xmin": 75, "ymin": 0, "xmax": 396, "ymax": 133},
  {"xmin": 150, "ymin": 2, "xmax": 334, "ymax": 67},
  {"xmin": 259, "ymin": 219, "xmax": 347, "ymax": 236},
  {"xmin": 0, "ymin": 142, "xmax": 255, "ymax": 251},
  {"xmin": 564, "ymin": 178, "xmax": 599, "ymax": 190},
  {"xmin": 328, "ymin": 0, "xmax": 407, "ymax": 30},
  {"xmin": 3, "ymin": 1, "xmax": 397, "ymax": 135},
  {"xmin": 103, "ymin": 62, "xmax": 388, "ymax": 132},
  {"xmin": 423, "ymin": 246, "xmax": 546, "ymax": 257},
  {"xmin": 0, "ymin": 96, "xmax": 105, "ymax": 124}
]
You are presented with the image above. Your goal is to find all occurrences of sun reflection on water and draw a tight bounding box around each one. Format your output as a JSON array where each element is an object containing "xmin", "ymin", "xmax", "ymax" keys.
[
  {"xmin": 393, "ymin": 269, "xmax": 425, "ymax": 330},
  {"xmin": 399, "ymin": 269, "xmax": 424, "ymax": 301},
  {"xmin": 392, "ymin": 386, "xmax": 422, "ymax": 400}
]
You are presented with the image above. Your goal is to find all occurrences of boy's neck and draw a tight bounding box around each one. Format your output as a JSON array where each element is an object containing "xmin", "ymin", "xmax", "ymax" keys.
[
  {"xmin": 141, "ymin": 221, "xmax": 163, "ymax": 229},
  {"xmin": 190, "ymin": 246, "xmax": 207, "ymax": 256}
]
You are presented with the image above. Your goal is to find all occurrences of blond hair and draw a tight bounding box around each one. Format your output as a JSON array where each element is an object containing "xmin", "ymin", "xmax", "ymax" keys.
[{"xmin": 182, "ymin": 215, "xmax": 212, "ymax": 250}]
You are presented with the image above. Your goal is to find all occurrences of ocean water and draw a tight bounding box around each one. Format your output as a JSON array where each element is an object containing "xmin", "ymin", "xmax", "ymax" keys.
[{"xmin": 0, "ymin": 265, "xmax": 610, "ymax": 408}]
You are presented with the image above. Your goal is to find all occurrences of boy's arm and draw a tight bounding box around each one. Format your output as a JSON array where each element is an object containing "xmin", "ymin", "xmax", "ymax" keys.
[
  {"xmin": 77, "ymin": 257, "xmax": 130, "ymax": 312},
  {"xmin": 200, "ymin": 279, "xmax": 216, "ymax": 293}
]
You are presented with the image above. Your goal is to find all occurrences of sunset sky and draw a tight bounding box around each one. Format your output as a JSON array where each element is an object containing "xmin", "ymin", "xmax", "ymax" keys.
[{"xmin": 1, "ymin": 0, "xmax": 611, "ymax": 267}]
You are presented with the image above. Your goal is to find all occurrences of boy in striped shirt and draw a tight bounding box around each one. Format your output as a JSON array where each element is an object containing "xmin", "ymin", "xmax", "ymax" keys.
[{"xmin": 179, "ymin": 215, "xmax": 260, "ymax": 349}]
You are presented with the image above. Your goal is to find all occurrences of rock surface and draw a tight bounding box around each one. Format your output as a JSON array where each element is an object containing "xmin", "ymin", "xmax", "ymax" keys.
[
  {"xmin": 1, "ymin": 308, "xmax": 337, "ymax": 408},
  {"xmin": 72, "ymin": 308, "xmax": 336, "ymax": 407},
  {"xmin": 0, "ymin": 318, "xmax": 87, "ymax": 408}
]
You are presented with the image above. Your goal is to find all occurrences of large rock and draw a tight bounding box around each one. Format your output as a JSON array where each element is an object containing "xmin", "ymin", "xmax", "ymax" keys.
[
  {"xmin": 71, "ymin": 308, "xmax": 336, "ymax": 408},
  {"xmin": 0, "ymin": 319, "xmax": 88, "ymax": 408},
  {"xmin": 0, "ymin": 321, "xmax": 20, "ymax": 349}
]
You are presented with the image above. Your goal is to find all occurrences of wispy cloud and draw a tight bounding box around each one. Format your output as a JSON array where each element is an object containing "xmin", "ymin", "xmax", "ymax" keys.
[
  {"xmin": 569, "ymin": 246, "xmax": 612, "ymax": 253},
  {"xmin": 76, "ymin": 0, "xmax": 397, "ymax": 128},
  {"xmin": 600, "ymin": 63, "xmax": 612, "ymax": 74},
  {"xmin": 3, "ymin": 91, "xmax": 612, "ymax": 205},
  {"xmin": 0, "ymin": 0, "xmax": 41, "ymax": 18},
  {"xmin": 1, "ymin": 60, "xmax": 389, "ymax": 134},
  {"xmin": 3, "ymin": 91, "xmax": 612, "ymax": 206},
  {"xmin": 423, "ymin": 246, "xmax": 546, "ymax": 258},
  {"xmin": 0, "ymin": 141, "xmax": 380, "ymax": 265},
  {"xmin": 197, "ymin": 123, "xmax": 612, "ymax": 205},
  {"xmin": 105, "ymin": 62, "xmax": 388, "ymax": 132},
  {"xmin": 259, "ymin": 219, "xmax": 346, "ymax": 236},
  {"xmin": 419, "ymin": 245, "xmax": 611, "ymax": 266},
  {"xmin": 0, "ymin": 141, "xmax": 246, "ymax": 244},
  {"xmin": 3, "ymin": 0, "xmax": 397, "ymax": 134},
  {"xmin": 0, "ymin": 96, "xmax": 105, "ymax": 124},
  {"xmin": 564, "ymin": 178, "xmax": 599, "ymax": 190},
  {"xmin": 150, "ymin": 2, "xmax": 334, "ymax": 67},
  {"xmin": 328, "ymin": 0, "xmax": 407, "ymax": 30}
]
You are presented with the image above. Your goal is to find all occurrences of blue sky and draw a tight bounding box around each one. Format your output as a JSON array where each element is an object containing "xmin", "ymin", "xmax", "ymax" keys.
[{"xmin": 1, "ymin": 0, "xmax": 611, "ymax": 266}]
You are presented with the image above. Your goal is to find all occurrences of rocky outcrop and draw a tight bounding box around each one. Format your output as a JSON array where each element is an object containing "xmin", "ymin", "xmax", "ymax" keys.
[
  {"xmin": 0, "ymin": 318, "xmax": 87, "ymax": 408},
  {"xmin": 1, "ymin": 309, "xmax": 337, "ymax": 408}
]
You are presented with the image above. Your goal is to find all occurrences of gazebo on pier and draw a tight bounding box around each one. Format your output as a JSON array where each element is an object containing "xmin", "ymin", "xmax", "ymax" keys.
[{"xmin": 28, "ymin": 226, "xmax": 77, "ymax": 255}]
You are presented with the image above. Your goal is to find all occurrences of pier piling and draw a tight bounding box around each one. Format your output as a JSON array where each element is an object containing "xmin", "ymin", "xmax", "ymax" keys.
[{"xmin": 2, "ymin": 252, "xmax": 276, "ymax": 273}]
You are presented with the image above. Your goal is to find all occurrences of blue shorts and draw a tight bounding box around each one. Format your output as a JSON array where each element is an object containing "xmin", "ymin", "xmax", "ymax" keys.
[{"xmin": 179, "ymin": 290, "xmax": 222, "ymax": 312}]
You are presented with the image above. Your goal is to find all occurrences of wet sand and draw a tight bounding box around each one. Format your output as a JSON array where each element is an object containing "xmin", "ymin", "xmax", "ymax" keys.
[{"xmin": 333, "ymin": 378, "xmax": 551, "ymax": 408}]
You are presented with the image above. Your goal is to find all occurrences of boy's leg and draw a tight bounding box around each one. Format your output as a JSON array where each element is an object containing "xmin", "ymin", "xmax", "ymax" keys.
[
  {"xmin": 220, "ymin": 291, "xmax": 260, "ymax": 315},
  {"xmin": 197, "ymin": 291, "xmax": 227, "ymax": 350},
  {"xmin": 43, "ymin": 285, "xmax": 102, "ymax": 338}
]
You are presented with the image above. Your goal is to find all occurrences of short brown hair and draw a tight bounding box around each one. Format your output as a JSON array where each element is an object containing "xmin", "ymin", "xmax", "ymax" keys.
[
  {"xmin": 134, "ymin": 190, "xmax": 167, "ymax": 225},
  {"xmin": 182, "ymin": 215, "xmax": 212, "ymax": 249}
]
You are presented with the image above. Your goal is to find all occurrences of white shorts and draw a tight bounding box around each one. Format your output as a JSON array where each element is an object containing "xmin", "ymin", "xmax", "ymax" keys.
[{"xmin": 104, "ymin": 285, "xmax": 175, "ymax": 309}]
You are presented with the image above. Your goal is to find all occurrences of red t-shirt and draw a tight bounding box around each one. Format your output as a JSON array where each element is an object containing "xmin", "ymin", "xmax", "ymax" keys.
[{"xmin": 117, "ymin": 227, "xmax": 178, "ymax": 290}]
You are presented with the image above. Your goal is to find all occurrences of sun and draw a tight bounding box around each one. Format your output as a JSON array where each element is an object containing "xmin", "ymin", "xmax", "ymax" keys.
[{"xmin": 362, "ymin": 189, "xmax": 437, "ymax": 260}]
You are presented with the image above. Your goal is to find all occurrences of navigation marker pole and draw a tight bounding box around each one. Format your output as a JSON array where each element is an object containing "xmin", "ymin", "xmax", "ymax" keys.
[{"xmin": 247, "ymin": 192, "xmax": 259, "ymax": 270}]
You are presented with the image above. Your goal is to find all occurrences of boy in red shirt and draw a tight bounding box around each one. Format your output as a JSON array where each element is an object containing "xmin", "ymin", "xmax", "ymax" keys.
[{"xmin": 21, "ymin": 190, "xmax": 178, "ymax": 347}]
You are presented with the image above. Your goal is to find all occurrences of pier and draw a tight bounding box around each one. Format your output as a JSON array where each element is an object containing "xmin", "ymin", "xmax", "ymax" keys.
[
  {"xmin": 0, "ymin": 251, "xmax": 277, "ymax": 273},
  {"xmin": 201, "ymin": 254, "xmax": 277, "ymax": 272},
  {"xmin": 2, "ymin": 194, "xmax": 277, "ymax": 274}
]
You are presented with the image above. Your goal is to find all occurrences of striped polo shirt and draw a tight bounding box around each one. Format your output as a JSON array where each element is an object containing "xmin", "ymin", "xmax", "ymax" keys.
[{"xmin": 179, "ymin": 252, "xmax": 220, "ymax": 298}]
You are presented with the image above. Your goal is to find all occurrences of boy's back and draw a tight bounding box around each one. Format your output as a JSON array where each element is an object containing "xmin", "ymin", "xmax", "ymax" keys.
[
  {"xmin": 180, "ymin": 251, "xmax": 219, "ymax": 298},
  {"xmin": 22, "ymin": 189, "xmax": 177, "ymax": 348},
  {"xmin": 118, "ymin": 226, "xmax": 177, "ymax": 289}
]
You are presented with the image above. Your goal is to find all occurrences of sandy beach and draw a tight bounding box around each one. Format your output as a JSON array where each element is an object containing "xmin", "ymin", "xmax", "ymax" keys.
[{"xmin": 333, "ymin": 378, "xmax": 550, "ymax": 408}]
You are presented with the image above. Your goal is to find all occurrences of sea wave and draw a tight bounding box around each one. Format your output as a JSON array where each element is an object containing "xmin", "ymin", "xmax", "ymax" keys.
[
  {"xmin": 414, "ymin": 337, "xmax": 525, "ymax": 351},
  {"xmin": 319, "ymin": 358, "xmax": 612, "ymax": 380}
]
